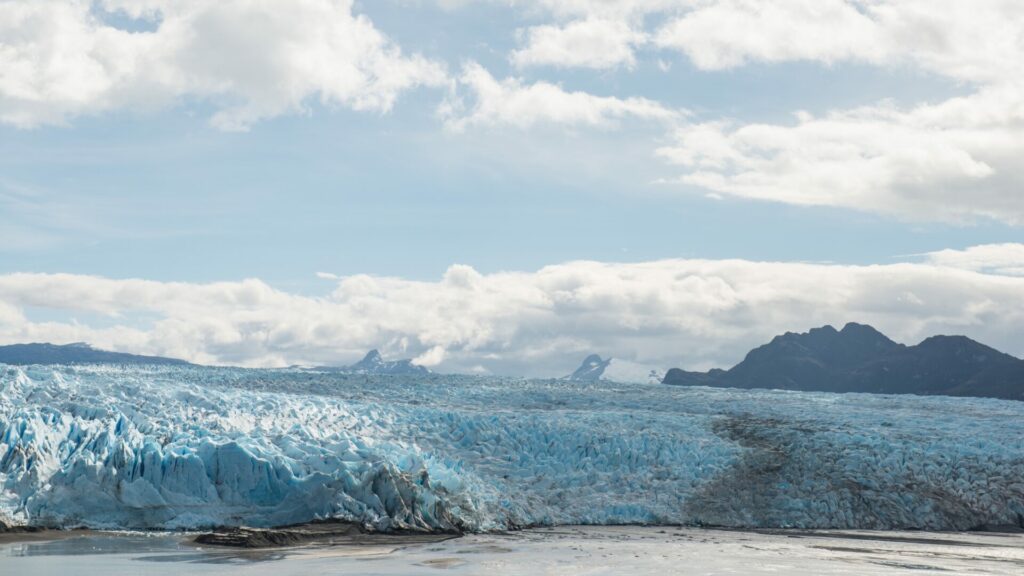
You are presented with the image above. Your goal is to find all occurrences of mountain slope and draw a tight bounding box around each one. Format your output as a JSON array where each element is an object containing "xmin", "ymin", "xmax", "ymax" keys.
[
  {"xmin": 663, "ymin": 323, "xmax": 1024, "ymax": 400},
  {"xmin": 0, "ymin": 342, "xmax": 192, "ymax": 366},
  {"xmin": 566, "ymin": 354, "xmax": 611, "ymax": 382},
  {"xmin": 320, "ymin": 349, "xmax": 430, "ymax": 375}
]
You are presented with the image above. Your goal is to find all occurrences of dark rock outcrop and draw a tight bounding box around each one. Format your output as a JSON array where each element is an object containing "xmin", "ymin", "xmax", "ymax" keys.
[
  {"xmin": 663, "ymin": 323, "xmax": 1024, "ymax": 400},
  {"xmin": 194, "ymin": 520, "xmax": 460, "ymax": 549},
  {"xmin": 566, "ymin": 354, "xmax": 611, "ymax": 382},
  {"xmin": 194, "ymin": 522, "xmax": 364, "ymax": 548}
]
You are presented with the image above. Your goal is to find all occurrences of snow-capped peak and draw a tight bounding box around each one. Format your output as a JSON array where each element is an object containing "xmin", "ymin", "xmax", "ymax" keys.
[
  {"xmin": 344, "ymin": 349, "xmax": 430, "ymax": 375},
  {"xmin": 352, "ymin": 349, "xmax": 385, "ymax": 370},
  {"xmin": 567, "ymin": 354, "xmax": 611, "ymax": 382}
]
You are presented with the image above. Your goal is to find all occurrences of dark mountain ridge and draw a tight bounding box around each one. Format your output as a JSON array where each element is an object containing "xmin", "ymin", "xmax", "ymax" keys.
[
  {"xmin": 0, "ymin": 342, "xmax": 192, "ymax": 366},
  {"xmin": 663, "ymin": 323, "xmax": 1024, "ymax": 401}
]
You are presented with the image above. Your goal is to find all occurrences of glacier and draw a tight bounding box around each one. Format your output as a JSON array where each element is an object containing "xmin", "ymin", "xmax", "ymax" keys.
[{"xmin": 1, "ymin": 363, "xmax": 1023, "ymax": 532}]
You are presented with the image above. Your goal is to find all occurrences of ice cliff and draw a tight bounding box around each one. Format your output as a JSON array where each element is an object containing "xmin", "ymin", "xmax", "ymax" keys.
[{"xmin": 1, "ymin": 364, "xmax": 1022, "ymax": 532}]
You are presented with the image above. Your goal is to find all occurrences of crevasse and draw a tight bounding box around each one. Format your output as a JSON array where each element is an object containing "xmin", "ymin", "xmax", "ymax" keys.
[{"xmin": 1, "ymin": 364, "xmax": 1022, "ymax": 531}]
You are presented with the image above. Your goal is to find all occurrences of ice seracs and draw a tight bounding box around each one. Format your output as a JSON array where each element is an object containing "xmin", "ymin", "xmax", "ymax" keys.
[{"xmin": 2, "ymin": 363, "xmax": 1023, "ymax": 533}]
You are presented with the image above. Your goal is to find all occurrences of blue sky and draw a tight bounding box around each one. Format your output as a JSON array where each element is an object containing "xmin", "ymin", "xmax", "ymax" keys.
[
  {"xmin": 1, "ymin": 1, "xmax": 1022, "ymax": 375},
  {"xmin": 7, "ymin": 104, "xmax": 1016, "ymax": 288}
]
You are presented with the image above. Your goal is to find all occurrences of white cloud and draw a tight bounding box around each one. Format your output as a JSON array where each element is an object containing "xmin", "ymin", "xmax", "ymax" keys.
[
  {"xmin": 429, "ymin": 1, "xmax": 1024, "ymax": 224},
  {"xmin": 656, "ymin": 85, "xmax": 1024, "ymax": 224},
  {"xmin": 502, "ymin": 1, "xmax": 681, "ymax": 70},
  {"xmin": 413, "ymin": 344, "xmax": 447, "ymax": 367},
  {"xmin": 648, "ymin": 0, "xmax": 1024, "ymax": 224},
  {"xmin": 1, "ymin": 252, "xmax": 1023, "ymax": 376},
  {"xmin": 494, "ymin": 0, "xmax": 1022, "ymax": 83},
  {"xmin": 441, "ymin": 62, "xmax": 680, "ymax": 130},
  {"xmin": 923, "ymin": 243, "xmax": 1024, "ymax": 277},
  {"xmin": 654, "ymin": 1, "xmax": 889, "ymax": 71},
  {"xmin": 511, "ymin": 18, "xmax": 644, "ymax": 70},
  {"xmin": 0, "ymin": 0, "xmax": 446, "ymax": 129},
  {"xmin": 653, "ymin": 0, "xmax": 1023, "ymax": 83},
  {"xmin": 5, "ymin": 0, "xmax": 1024, "ymax": 224}
]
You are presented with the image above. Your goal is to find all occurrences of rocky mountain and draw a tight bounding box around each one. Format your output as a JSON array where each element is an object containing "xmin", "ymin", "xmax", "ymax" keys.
[
  {"xmin": 0, "ymin": 342, "xmax": 192, "ymax": 366},
  {"xmin": 323, "ymin": 349, "xmax": 430, "ymax": 375},
  {"xmin": 663, "ymin": 323, "xmax": 1024, "ymax": 401},
  {"xmin": 566, "ymin": 354, "xmax": 612, "ymax": 382}
]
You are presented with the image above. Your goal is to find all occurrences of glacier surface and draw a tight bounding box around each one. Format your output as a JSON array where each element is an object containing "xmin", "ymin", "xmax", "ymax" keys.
[{"xmin": 1, "ymin": 364, "xmax": 1023, "ymax": 532}]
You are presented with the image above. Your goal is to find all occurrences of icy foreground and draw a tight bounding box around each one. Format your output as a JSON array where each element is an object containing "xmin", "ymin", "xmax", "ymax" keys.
[
  {"xmin": 1, "ymin": 365, "xmax": 1023, "ymax": 532},
  {"xmin": 5, "ymin": 527, "xmax": 1024, "ymax": 576}
]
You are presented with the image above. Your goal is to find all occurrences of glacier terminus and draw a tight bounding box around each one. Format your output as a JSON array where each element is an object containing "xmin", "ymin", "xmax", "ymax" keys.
[{"xmin": 1, "ymin": 364, "xmax": 1023, "ymax": 533}]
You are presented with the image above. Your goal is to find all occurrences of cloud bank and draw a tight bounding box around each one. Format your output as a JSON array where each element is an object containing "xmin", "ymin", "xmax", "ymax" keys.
[
  {"xmin": 923, "ymin": 244, "xmax": 1024, "ymax": 277},
  {"xmin": 2, "ymin": 247, "xmax": 1023, "ymax": 377}
]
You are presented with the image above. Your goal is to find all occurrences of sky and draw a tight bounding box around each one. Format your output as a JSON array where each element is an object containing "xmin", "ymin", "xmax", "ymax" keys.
[{"xmin": 1, "ymin": 0, "xmax": 1022, "ymax": 377}]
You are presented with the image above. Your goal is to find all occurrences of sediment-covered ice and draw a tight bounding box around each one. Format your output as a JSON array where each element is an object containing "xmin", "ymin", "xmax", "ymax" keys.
[{"xmin": 1, "ymin": 364, "xmax": 1022, "ymax": 532}]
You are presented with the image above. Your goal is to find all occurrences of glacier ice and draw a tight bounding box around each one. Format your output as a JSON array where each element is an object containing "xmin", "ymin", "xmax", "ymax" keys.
[{"xmin": 1, "ymin": 363, "xmax": 1023, "ymax": 532}]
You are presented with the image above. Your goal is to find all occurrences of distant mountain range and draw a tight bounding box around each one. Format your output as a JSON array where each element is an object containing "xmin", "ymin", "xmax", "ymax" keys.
[
  {"xmin": 6, "ymin": 330, "xmax": 1022, "ymax": 400},
  {"xmin": 663, "ymin": 323, "xmax": 1024, "ymax": 401},
  {"xmin": 0, "ymin": 342, "xmax": 192, "ymax": 366},
  {"xmin": 318, "ymin": 349, "xmax": 430, "ymax": 376},
  {"xmin": 0, "ymin": 343, "xmax": 430, "ymax": 376}
]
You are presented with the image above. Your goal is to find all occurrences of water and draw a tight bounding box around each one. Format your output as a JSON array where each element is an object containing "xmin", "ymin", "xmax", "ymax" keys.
[{"xmin": 3, "ymin": 527, "xmax": 1023, "ymax": 575}]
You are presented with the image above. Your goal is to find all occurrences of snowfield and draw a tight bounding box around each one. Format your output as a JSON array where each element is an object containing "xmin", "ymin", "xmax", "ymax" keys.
[{"xmin": 1, "ymin": 364, "xmax": 1022, "ymax": 532}]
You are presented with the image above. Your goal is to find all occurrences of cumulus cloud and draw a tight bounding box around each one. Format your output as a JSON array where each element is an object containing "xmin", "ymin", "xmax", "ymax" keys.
[
  {"xmin": 656, "ymin": 85, "xmax": 1024, "ymax": 224},
  {"xmin": 651, "ymin": 0, "xmax": 1024, "ymax": 224},
  {"xmin": 6, "ymin": 0, "xmax": 1024, "ymax": 224},
  {"xmin": 504, "ymin": 1, "xmax": 681, "ymax": 70},
  {"xmin": 0, "ymin": 0, "xmax": 446, "ymax": 129},
  {"xmin": 653, "ymin": 0, "xmax": 1022, "ymax": 82},
  {"xmin": 511, "ymin": 18, "xmax": 644, "ymax": 70},
  {"xmin": 461, "ymin": 0, "xmax": 1024, "ymax": 224},
  {"xmin": 654, "ymin": 1, "xmax": 888, "ymax": 71},
  {"xmin": 499, "ymin": 0, "xmax": 1022, "ymax": 83},
  {"xmin": 1, "ymin": 252, "xmax": 1023, "ymax": 376},
  {"xmin": 441, "ymin": 62, "xmax": 680, "ymax": 130},
  {"xmin": 500, "ymin": 0, "xmax": 894, "ymax": 72},
  {"xmin": 413, "ymin": 345, "xmax": 447, "ymax": 367}
]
